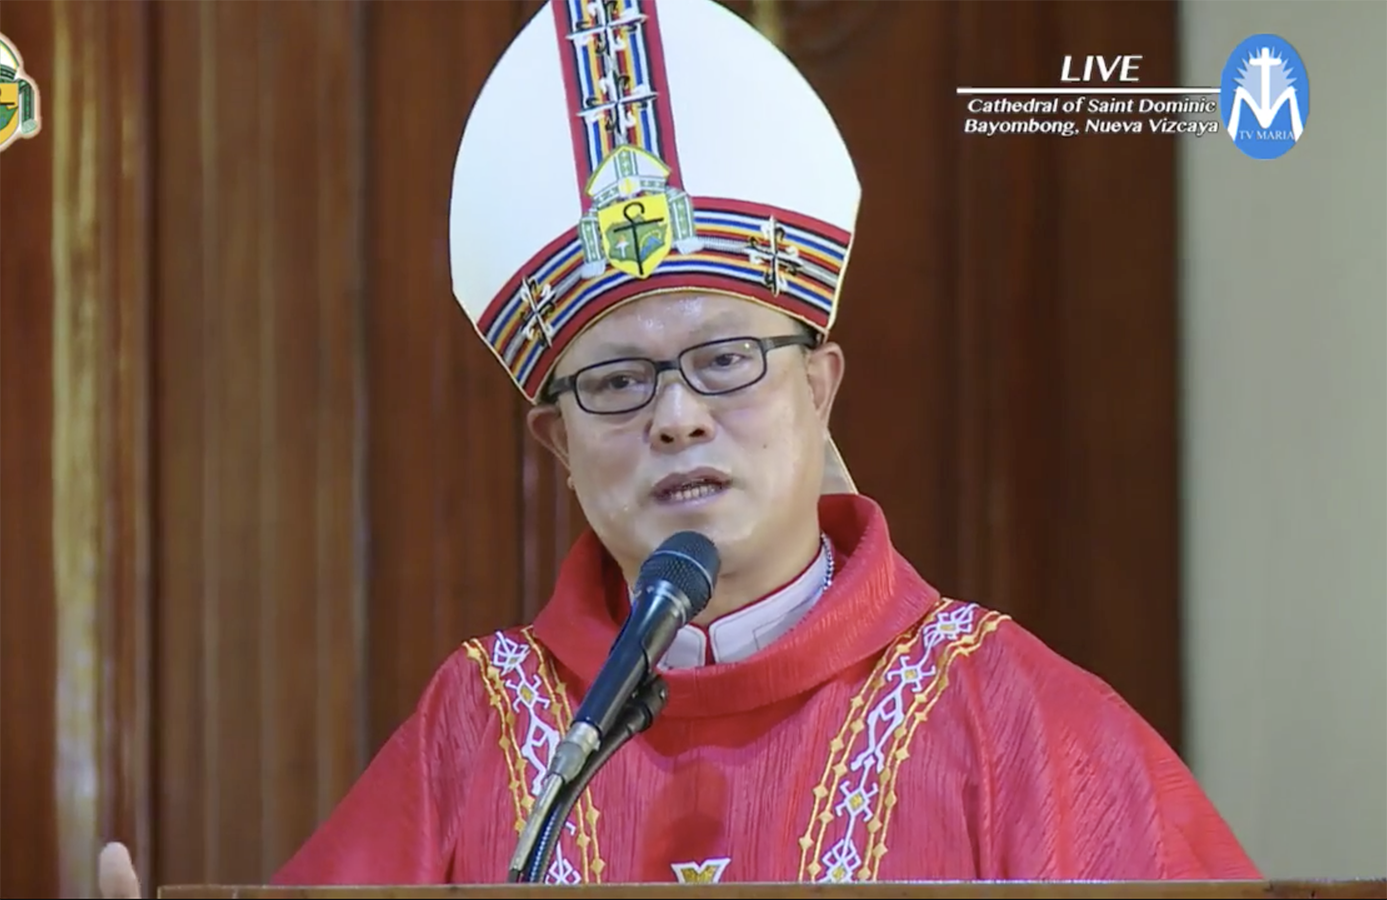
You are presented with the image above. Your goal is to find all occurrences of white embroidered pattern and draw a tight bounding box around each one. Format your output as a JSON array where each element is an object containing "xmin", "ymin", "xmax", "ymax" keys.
[
  {"xmin": 803, "ymin": 603, "xmax": 1002, "ymax": 882},
  {"xmin": 489, "ymin": 632, "xmax": 583, "ymax": 885}
]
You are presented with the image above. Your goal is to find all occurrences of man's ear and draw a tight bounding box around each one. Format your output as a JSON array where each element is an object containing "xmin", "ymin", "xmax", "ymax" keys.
[
  {"xmin": 805, "ymin": 341, "xmax": 846, "ymax": 428},
  {"xmin": 526, "ymin": 403, "xmax": 572, "ymax": 472}
]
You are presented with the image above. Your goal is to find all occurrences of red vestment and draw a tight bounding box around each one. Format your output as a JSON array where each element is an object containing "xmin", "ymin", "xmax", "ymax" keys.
[{"xmin": 272, "ymin": 495, "xmax": 1262, "ymax": 885}]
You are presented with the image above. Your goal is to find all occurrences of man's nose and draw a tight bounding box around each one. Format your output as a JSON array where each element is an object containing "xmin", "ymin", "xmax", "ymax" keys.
[{"xmin": 648, "ymin": 378, "xmax": 716, "ymax": 450}]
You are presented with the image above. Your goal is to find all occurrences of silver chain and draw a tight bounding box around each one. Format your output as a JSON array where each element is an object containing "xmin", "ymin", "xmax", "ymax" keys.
[
  {"xmin": 819, "ymin": 532, "xmax": 835, "ymax": 593},
  {"xmin": 632, "ymin": 532, "xmax": 835, "ymax": 600}
]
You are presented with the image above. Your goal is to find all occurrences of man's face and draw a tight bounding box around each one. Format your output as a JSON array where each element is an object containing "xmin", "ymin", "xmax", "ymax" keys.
[{"xmin": 527, "ymin": 291, "xmax": 845, "ymax": 579}]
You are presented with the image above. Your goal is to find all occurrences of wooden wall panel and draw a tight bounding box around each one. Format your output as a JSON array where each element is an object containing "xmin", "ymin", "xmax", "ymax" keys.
[
  {"xmin": 151, "ymin": 0, "xmax": 366, "ymax": 887},
  {"xmin": 0, "ymin": 1, "xmax": 153, "ymax": 896},
  {"xmin": 0, "ymin": 3, "xmax": 59, "ymax": 893}
]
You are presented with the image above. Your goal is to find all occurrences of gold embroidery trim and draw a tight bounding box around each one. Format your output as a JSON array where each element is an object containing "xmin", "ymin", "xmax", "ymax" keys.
[
  {"xmin": 865, "ymin": 610, "xmax": 1005, "ymax": 878},
  {"xmin": 464, "ymin": 637, "xmax": 528, "ymax": 831},
  {"xmin": 795, "ymin": 600, "xmax": 1009, "ymax": 880},
  {"xmin": 517, "ymin": 626, "xmax": 607, "ymax": 881},
  {"xmin": 795, "ymin": 611, "xmax": 932, "ymax": 878},
  {"xmin": 465, "ymin": 627, "xmax": 607, "ymax": 883}
]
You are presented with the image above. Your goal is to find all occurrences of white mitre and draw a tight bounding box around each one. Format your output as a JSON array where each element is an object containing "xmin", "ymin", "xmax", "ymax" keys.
[{"xmin": 450, "ymin": 0, "xmax": 860, "ymax": 494}]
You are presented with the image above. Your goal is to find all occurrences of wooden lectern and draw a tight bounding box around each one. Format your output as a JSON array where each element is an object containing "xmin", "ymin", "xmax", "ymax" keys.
[{"xmin": 156, "ymin": 879, "xmax": 1387, "ymax": 899}]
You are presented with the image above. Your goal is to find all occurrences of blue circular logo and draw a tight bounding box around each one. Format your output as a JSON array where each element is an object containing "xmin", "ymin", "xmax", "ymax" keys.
[{"xmin": 1218, "ymin": 34, "xmax": 1310, "ymax": 160}]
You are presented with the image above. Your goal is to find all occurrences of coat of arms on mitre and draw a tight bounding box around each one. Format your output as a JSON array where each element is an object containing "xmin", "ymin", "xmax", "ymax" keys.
[{"xmin": 578, "ymin": 145, "xmax": 702, "ymax": 280}]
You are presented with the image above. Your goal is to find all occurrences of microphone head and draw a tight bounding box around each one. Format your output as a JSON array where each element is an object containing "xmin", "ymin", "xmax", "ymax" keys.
[{"xmin": 639, "ymin": 531, "xmax": 720, "ymax": 619}]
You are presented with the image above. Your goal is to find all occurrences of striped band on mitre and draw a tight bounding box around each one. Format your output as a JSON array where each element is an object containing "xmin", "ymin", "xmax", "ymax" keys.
[{"xmin": 450, "ymin": 0, "xmax": 861, "ymax": 403}]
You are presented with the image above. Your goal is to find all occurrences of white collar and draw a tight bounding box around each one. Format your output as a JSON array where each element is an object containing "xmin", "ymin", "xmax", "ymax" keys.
[{"xmin": 654, "ymin": 536, "xmax": 833, "ymax": 670}]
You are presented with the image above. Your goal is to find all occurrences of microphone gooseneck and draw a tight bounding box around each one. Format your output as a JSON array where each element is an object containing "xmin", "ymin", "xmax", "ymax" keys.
[
  {"xmin": 522, "ymin": 675, "xmax": 670, "ymax": 884},
  {"xmin": 507, "ymin": 530, "xmax": 720, "ymax": 883}
]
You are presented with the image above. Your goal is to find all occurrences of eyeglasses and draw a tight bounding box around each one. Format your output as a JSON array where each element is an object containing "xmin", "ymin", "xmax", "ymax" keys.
[{"xmin": 542, "ymin": 333, "xmax": 818, "ymax": 415}]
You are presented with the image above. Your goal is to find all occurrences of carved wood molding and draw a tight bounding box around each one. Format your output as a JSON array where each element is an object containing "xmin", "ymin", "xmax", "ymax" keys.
[{"xmin": 45, "ymin": 1, "xmax": 155, "ymax": 896}]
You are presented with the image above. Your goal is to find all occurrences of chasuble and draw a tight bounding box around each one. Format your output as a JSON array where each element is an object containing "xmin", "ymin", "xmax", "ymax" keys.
[{"xmin": 271, "ymin": 494, "xmax": 1261, "ymax": 886}]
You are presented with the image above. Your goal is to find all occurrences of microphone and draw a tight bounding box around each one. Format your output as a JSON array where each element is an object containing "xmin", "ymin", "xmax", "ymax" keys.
[
  {"xmin": 570, "ymin": 530, "xmax": 720, "ymax": 738},
  {"xmin": 545, "ymin": 529, "xmax": 718, "ymax": 781},
  {"xmin": 507, "ymin": 530, "xmax": 719, "ymax": 881}
]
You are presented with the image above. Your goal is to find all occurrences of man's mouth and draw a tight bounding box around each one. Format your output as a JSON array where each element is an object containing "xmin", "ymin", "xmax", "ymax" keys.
[{"xmin": 652, "ymin": 469, "xmax": 731, "ymax": 505}]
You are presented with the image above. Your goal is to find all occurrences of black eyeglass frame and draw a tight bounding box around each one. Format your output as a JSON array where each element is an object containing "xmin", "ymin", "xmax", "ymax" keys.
[{"xmin": 541, "ymin": 332, "xmax": 819, "ymax": 415}]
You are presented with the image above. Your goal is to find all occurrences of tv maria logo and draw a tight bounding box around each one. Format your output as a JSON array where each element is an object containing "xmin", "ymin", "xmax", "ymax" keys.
[{"xmin": 1219, "ymin": 34, "xmax": 1309, "ymax": 160}]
